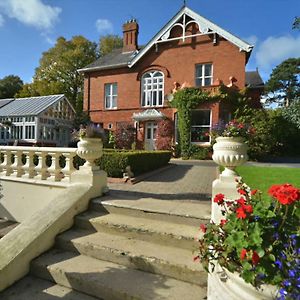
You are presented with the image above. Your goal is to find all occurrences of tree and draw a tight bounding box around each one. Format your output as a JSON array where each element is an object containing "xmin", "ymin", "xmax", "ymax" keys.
[
  {"xmin": 0, "ymin": 75, "xmax": 23, "ymax": 98},
  {"xmin": 293, "ymin": 16, "xmax": 300, "ymax": 30},
  {"xmin": 99, "ymin": 35, "xmax": 123, "ymax": 57},
  {"xmin": 17, "ymin": 36, "xmax": 98, "ymax": 111},
  {"xmin": 265, "ymin": 58, "xmax": 300, "ymax": 107}
]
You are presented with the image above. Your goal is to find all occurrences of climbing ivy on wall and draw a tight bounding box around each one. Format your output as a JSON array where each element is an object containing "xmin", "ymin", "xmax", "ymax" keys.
[{"xmin": 170, "ymin": 88, "xmax": 215, "ymax": 159}]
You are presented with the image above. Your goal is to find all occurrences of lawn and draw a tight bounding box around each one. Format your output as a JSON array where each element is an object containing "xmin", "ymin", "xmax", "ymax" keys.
[{"xmin": 235, "ymin": 166, "xmax": 300, "ymax": 196}]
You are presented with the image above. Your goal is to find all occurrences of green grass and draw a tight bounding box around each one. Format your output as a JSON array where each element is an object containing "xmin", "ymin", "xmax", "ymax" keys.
[{"xmin": 236, "ymin": 166, "xmax": 300, "ymax": 196}]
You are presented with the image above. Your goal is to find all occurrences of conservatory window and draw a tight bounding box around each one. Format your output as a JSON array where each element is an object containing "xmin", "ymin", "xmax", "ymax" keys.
[
  {"xmin": 141, "ymin": 71, "xmax": 164, "ymax": 107},
  {"xmin": 191, "ymin": 110, "xmax": 211, "ymax": 143},
  {"xmin": 105, "ymin": 83, "xmax": 118, "ymax": 109},
  {"xmin": 195, "ymin": 63, "xmax": 213, "ymax": 86}
]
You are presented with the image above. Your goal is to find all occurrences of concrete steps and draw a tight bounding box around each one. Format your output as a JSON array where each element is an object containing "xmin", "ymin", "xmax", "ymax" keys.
[
  {"xmin": 31, "ymin": 249, "xmax": 206, "ymax": 300},
  {"xmin": 0, "ymin": 275, "xmax": 98, "ymax": 300},
  {"xmin": 56, "ymin": 228, "xmax": 205, "ymax": 285},
  {"xmin": 3, "ymin": 196, "xmax": 209, "ymax": 299}
]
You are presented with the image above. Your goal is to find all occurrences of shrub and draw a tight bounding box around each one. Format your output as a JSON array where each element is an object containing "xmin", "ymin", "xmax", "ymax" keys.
[
  {"xmin": 155, "ymin": 119, "xmax": 174, "ymax": 151},
  {"xmin": 97, "ymin": 150, "xmax": 172, "ymax": 177},
  {"xmin": 189, "ymin": 144, "xmax": 210, "ymax": 160},
  {"xmin": 115, "ymin": 122, "xmax": 135, "ymax": 150}
]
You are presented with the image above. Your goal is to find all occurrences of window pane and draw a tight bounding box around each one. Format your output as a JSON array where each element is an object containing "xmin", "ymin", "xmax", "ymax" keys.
[
  {"xmin": 105, "ymin": 96, "xmax": 111, "ymax": 108},
  {"xmin": 105, "ymin": 84, "xmax": 111, "ymax": 96},
  {"xmin": 204, "ymin": 77, "xmax": 212, "ymax": 86},
  {"xmin": 195, "ymin": 78, "xmax": 202, "ymax": 87},
  {"xmin": 196, "ymin": 65, "xmax": 203, "ymax": 77},
  {"xmin": 142, "ymin": 71, "xmax": 164, "ymax": 107},
  {"xmin": 205, "ymin": 64, "xmax": 212, "ymax": 76},
  {"xmin": 191, "ymin": 127, "xmax": 210, "ymax": 143},
  {"xmin": 112, "ymin": 96, "xmax": 117, "ymax": 108},
  {"xmin": 191, "ymin": 110, "xmax": 211, "ymax": 126},
  {"xmin": 112, "ymin": 83, "xmax": 117, "ymax": 95}
]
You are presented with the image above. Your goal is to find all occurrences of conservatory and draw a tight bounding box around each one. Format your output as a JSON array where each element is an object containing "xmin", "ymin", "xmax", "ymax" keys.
[{"xmin": 0, "ymin": 94, "xmax": 75, "ymax": 147}]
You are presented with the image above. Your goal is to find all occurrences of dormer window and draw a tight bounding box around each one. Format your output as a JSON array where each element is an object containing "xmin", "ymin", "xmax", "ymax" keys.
[
  {"xmin": 141, "ymin": 71, "xmax": 164, "ymax": 107},
  {"xmin": 195, "ymin": 63, "xmax": 213, "ymax": 86}
]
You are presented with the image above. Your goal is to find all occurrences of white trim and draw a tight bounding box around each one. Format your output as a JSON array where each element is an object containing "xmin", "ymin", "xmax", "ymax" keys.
[
  {"xmin": 129, "ymin": 7, "xmax": 253, "ymax": 68},
  {"xmin": 191, "ymin": 109, "xmax": 212, "ymax": 144},
  {"xmin": 141, "ymin": 71, "xmax": 164, "ymax": 107}
]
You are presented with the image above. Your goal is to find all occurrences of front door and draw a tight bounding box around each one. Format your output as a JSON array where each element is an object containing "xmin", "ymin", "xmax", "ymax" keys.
[{"xmin": 144, "ymin": 122, "xmax": 157, "ymax": 150}]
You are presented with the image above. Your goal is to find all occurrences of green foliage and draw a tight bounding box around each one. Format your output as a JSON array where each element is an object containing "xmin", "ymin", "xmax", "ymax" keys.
[
  {"xmin": 17, "ymin": 36, "xmax": 98, "ymax": 111},
  {"xmin": 99, "ymin": 35, "xmax": 123, "ymax": 57},
  {"xmin": 293, "ymin": 16, "xmax": 300, "ymax": 30},
  {"xmin": 0, "ymin": 75, "xmax": 23, "ymax": 98},
  {"xmin": 265, "ymin": 58, "xmax": 300, "ymax": 107},
  {"xmin": 115, "ymin": 122, "xmax": 135, "ymax": 150},
  {"xmin": 236, "ymin": 108, "xmax": 300, "ymax": 159},
  {"xmin": 197, "ymin": 181, "xmax": 300, "ymax": 297},
  {"xmin": 97, "ymin": 150, "xmax": 172, "ymax": 177},
  {"xmin": 155, "ymin": 119, "xmax": 173, "ymax": 150},
  {"xmin": 281, "ymin": 99, "xmax": 300, "ymax": 129},
  {"xmin": 189, "ymin": 144, "xmax": 210, "ymax": 160},
  {"xmin": 170, "ymin": 88, "xmax": 213, "ymax": 158}
]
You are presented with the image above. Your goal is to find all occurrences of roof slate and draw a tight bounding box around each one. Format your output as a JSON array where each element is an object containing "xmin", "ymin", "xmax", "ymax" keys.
[
  {"xmin": 79, "ymin": 49, "xmax": 135, "ymax": 72},
  {"xmin": 0, "ymin": 94, "xmax": 65, "ymax": 117},
  {"xmin": 0, "ymin": 99, "xmax": 14, "ymax": 109},
  {"xmin": 245, "ymin": 71, "xmax": 264, "ymax": 88}
]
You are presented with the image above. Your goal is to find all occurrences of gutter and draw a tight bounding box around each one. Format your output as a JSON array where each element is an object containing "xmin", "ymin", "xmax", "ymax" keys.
[{"xmin": 78, "ymin": 63, "xmax": 129, "ymax": 73}]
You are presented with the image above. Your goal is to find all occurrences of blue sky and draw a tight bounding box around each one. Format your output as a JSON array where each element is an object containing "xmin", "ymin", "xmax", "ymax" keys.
[{"xmin": 0, "ymin": 0, "xmax": 299, "ymax": 83}]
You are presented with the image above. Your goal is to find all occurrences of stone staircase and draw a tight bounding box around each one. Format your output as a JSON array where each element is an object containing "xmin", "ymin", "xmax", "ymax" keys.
[{"xmin": 1, "ymin": 194, "xmax": 211, "ymax": 300}]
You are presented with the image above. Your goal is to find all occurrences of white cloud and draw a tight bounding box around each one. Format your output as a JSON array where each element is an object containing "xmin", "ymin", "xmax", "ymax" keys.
[
  {"xmin": 243, "ymin": 35, "xmax": 258, "ymax": 46},
  {"xmin": 256, "ymin": 34, "xmax": 300, "ymax": 72},
  {"xmin": 95, "ymin": 19, "xmax": 113, "ymax": 34},
  {"xmin": 0, "ymin": 14, "xmax": 4, "ymax": 27},
  {"xmin": 0, "ymin": 0, "xmax": 61, "ymax": 30}
]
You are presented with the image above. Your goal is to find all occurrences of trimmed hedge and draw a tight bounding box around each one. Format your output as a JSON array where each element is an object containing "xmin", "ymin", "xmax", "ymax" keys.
[{"xmin": 96, "ymin": 150, "xmax": 172, "ymax": 178}]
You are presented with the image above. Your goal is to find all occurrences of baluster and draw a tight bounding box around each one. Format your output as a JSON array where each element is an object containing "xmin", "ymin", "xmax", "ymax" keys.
[
  {"xmin": 10, "ymin": 150, "xmax": 24, "ymax": 177},
  {"xmin": 34, "ymin": 151, "xmax": 49, "ymax": 180},
  {"xmin": 48, "ymin": 152, "xmax": 62, "ymax": 181},
  {"xmin": 0, "ymin": 150, "xmax": 12, "ymax": 176},
  {"xmin": 61, "ymin": 152, "xmax": 76, "ymax": 182},
  {"xmin": 22, "ymin": 150, "xmax": 36, "ymax": 178}
]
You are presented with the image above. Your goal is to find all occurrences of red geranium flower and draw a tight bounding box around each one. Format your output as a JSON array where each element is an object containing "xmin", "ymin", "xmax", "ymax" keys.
[
  {"xmin": 269, "ymin": 184, "xmax": 300, "ymax": 205},
  {"xmin": 252, "ymin": 251, "xmax": 260, "ymax": 265},
  {"xmin": 236, "ymin": 197, "xmax": 246, "ymax": 206},
  {"xmin": 240, "ymin": 248, "xmax": 247, "ymax": 260},
  {"xmin": 200, "ymin": 224, "xmax": 207, "ymax": 233},
  {"xmin": 243, "ymin": 204, "xmax": 253, "ymax": 214},
  {"xmin": 238, "ymin": 189, "xmax": 247, "ymax": 195},
  {"xmin": 251, "ymin": 189, "xmax": 258, "ymax": 196},
  {"xmin": 236, "ymin": 207, "xmax": 247, "ymax": 219},
  {"xmin": 214, "ymin": 193, "xmax": 225, "ymax": 205}
]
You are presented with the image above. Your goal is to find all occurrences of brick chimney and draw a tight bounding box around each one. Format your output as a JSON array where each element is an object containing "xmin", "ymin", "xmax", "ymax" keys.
[{"xmin": 123, "ymin": 19, "xmax": 139, "ymax": 52}]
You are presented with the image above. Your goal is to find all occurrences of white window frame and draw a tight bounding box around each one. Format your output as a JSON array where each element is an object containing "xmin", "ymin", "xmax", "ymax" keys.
[
  {"xmin": 141, "ymin": 71, "xmax": 164, "ymax": 107},
  {"xmin": 105, "ymin": 83, "xmax": 118, "ymax": 109},
  {"xmin": 195, "ymin": 63, "xmax": 213, "ymax": 87},
  {"xmin": 191, "ymin": 109, "xmax": 212, "ymax": 145}
]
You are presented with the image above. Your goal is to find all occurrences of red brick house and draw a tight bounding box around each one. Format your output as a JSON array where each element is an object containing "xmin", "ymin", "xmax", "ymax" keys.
[{"xmin": 79, "ymin": 6, "xmax": 263, "ymax": 150}]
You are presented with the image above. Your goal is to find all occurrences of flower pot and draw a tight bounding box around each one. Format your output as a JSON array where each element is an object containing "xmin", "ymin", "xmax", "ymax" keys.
[
  {"xmin": 76, "ymin": 137, "xmax": 103, "ymax": 168},
  {"xmin": 212, "ymin": 137, "xmax": 248, "ymax": 177},
  {"xmin": 208, "ymin": 265, "xmax": 277, "ymax": 300}
]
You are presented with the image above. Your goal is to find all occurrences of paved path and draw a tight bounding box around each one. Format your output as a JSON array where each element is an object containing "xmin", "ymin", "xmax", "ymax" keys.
[{"xmin": 108, "ymin": 160, "xmax": 218, "ymax": 202}]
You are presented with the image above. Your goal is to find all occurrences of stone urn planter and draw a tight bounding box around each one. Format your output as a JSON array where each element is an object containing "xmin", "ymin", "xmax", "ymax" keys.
[
  {"xmin": 76, "ymin": 137, "xmax": 103, "ymax": 169},
  {"xmin": 212, "ymin": 137, "xmax": 248, "ymax": 177},
  {"xmin": 208, "ymin": 265, "xmax": 277, "ymax": 300}
]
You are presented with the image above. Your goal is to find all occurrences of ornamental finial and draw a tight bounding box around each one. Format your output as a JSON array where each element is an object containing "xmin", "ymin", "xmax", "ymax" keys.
[{"xmin": 183, "ymin": 0, "xmax": 187, "ymax": 6}]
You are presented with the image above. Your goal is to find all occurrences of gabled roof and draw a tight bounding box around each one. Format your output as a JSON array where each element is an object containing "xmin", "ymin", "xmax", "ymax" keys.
[
  {"xmin": 245, "ymin": 70, "xmax": 264, "ymax": 88},
  {"xmin": 78, "ymin": 49, "xmax": 136, "ymax": 73},
  {"xmin": 129, "ymin": 6, "xmax": 253, "ymax": 67},
  {"xmin": 79, "ymin": 6, "xmax": 253, "ymax": 73},
  {"xmin": 0, "ymin": 94, "xmax": 66, "ymax": 117}
]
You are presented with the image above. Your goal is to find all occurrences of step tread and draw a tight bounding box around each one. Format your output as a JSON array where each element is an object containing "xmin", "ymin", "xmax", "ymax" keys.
[
  {"xmin": 0, "ymin": 275, "xmax": 98, "ymax": 300},
  {"xmin": 92, "ymin": 197, "xmax": 211, "ymax": 220},
  {"xmin": 31, "ymin": 249, "xmax": 206, "ymax": 300},
  {"xmin": 57, "ymin": 229, "xmax": 203, "ymax": 272},
  {"xmin": 76, "ymin": 211, "xmax": 202, "ymax": 241}
]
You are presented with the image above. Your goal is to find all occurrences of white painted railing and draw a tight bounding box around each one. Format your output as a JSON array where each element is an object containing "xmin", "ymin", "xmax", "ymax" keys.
[{"xmin": 0, "ymin": 146, "xmax": 77, "ymax": 183}]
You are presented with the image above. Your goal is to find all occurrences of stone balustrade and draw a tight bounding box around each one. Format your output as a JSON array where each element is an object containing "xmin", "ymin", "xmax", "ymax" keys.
[{"xmin": 0, "ymin": 146, "xmax": 77, "ymax": 183}]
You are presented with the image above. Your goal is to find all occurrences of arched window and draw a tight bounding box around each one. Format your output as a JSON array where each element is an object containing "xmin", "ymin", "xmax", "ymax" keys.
[{"xmin": 141, "ymin": 71, "xmax": 164, "ymax": 107}]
